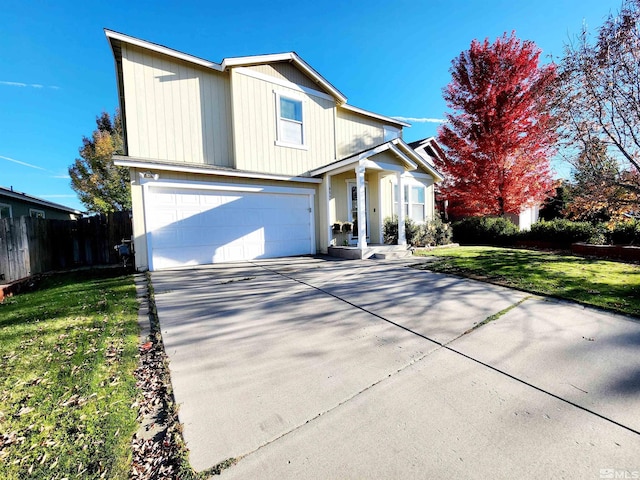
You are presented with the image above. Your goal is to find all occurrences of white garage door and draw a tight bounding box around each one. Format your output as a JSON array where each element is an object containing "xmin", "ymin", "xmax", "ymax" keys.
[{"xmin": 144, "ymin": 183, "xmax": 315, "ymax": 270}]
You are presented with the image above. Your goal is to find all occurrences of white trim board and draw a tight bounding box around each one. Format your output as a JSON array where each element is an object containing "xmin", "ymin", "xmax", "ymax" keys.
[
  {"xmin": 141, "ymin": 179, "xmax": 316, "ymax": 196},
  {"xmin": 309, "ymin": 141, "xmax": 417, "ymax": 177},
  {"xmin": 113, "ymin": 156, "xmax": 322, "ymax": 184},
  {"xmin": 106, "ymin": 29, "xmax": 224, "ymax": 71}
]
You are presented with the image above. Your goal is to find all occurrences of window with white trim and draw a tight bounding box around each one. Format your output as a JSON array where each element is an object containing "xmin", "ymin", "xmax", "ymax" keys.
[
  {"xmin": 0, "ymin": 203, "xmax": 11, "ymax": 219},
  {"xmin": 275, "ymin": 92, "xmax": 305, "ymax": 148},
  {"xmin": 29, "ymin": 209, "xmax": 45, "ymax": 219},
  {"xmin": 394, "ymin": 183, "xmax": 427, "ymax": 223}
]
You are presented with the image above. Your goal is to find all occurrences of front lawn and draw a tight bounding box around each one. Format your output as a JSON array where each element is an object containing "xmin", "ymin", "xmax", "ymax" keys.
[
  {"xmin": 0, "ymin": 269, "xmax": 139, "ymax": 478},
  {"xmin": 414, "ymin": 246, "xmax": 640, "ymax": 317}
]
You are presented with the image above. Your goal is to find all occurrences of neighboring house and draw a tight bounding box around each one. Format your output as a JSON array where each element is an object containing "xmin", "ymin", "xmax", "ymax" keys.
[
  {"xmin": 0, "ymin": 186, "xmax": 81, "ymax": 220},
  {"xmin": 105, "ymin": 30, "xmax": 444, "ymax": 271},
  {"xmin": 407, "ymin": 137, "xmax": 446, "ymax": 169},
  {"xmin": 506, "ymin": 206, "xmax": 540, "ymax": 231},
  {"xmin": 408, "ymin": 137, "xmax": 449, "ymax": 219}
]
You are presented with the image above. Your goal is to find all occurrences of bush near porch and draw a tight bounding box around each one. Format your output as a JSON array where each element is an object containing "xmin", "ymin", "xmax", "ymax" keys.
[{"xmin": 383, "ymin": 216, "xmax": 453, "ymax": 247}]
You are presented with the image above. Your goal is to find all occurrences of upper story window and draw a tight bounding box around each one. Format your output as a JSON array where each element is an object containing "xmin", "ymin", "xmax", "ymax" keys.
[
  {"xmin": 30, "ymin": 208, "xmax": 45, "ymax": 219},
  {"xmin": 275, "ymin": 91, "xmax": 307, "ymax": 149},
  {"xmin": 393, "ymin": 183, "xmax": 427, "ymax": 223},
  {"xmin": 0, "ymin": 203, "xmax": 11, "ymax": 219}
]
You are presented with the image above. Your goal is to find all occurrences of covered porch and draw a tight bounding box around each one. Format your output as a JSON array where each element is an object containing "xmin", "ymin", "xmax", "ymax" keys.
[{"xmin": 312, "ymin": 139, "xmax": 442, "ymax": 259}]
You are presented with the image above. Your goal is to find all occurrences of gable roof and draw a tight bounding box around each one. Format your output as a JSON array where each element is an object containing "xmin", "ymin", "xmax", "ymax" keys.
[
  {"xmin": 0, "ymin": 186, "xmax": 82, "ymax": 215},
  {"xmin": 106, "ymin": 29, "xmax": 344, "ymax": 101},
  {"xmin": 309, "ymin": 138, "xmax": 444, "ymax": 181},
  {"xmin": 407, "ymin": 137, "xmax": 446, "ymax": 167},
  {"xmin": 105, "ymin": 29, "xmax": 409, "ymax": 128}
]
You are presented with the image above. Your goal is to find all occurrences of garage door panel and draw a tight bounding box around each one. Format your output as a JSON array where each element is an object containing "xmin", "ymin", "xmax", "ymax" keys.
[
  {"xmin": 146, "ymin": 186, "xmax": 313, "ymax": 269},
  {"xmin": 287, "ymin": 209, "xmax": 312, "ymax": 224},
  {"xmin": 152, "ymin": 229, "xmax": 178, "ymax": 249},
  {"xmin": 148, "ymin": 210, "xmax": 178, "ymax": 229},
  {"xmin": 230, "ymin": 209, "xmax": 261, "ymax": 227},
  {"xmin": 176, "ymin": 193, "xmax": 200, "ymax": 206},
  {"xmin": 153, "ymin": 192, "xmax": 177, "ymax": 205},
  {"xmin": 264, "ymin": 240, "xmax": 310, "ymax": 258}
]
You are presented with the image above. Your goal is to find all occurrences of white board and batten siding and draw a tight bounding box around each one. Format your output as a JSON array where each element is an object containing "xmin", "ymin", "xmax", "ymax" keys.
[
  {"xmin": 230, "ymin": 66, "xmax": 336, "ymax": 176},
  {"xmin": 335, "ymin": 109, "xmax": 386, "ymax": 159},
  {"xmin": 247, "ymin": 63, "xmax": 321, "ymax": 91},
  {"xmin": 143, "ymin": 181, "xmax": 315, "ymax": 270},
  {"xmin": 120, "ymin": 44, "xmax": 233, "ymax": 167}
]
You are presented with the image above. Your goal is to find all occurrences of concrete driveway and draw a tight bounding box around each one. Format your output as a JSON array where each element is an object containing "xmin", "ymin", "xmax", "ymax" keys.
[{"xmin": 150, "ymin": 257, "xmax": 640, "ymax": 479}]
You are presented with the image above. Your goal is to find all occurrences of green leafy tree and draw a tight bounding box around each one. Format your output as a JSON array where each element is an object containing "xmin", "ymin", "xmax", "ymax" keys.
[
  {"xmin": 539, "ymin": 180, "xmax": 571, "ymax": 221},
  {"xmin": 69, "ymin": 111, "xmax": 131, "ymax": 213},
  {"xmin": 565, "ymin": 139, "xmax": 639, "ymax": 222},
  {"xmin": 556, "ymin": 0, "xmax": 640, "ymax": 201}
]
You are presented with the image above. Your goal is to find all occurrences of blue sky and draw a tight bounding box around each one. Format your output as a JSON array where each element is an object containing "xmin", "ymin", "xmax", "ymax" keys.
[{"xmin": 0, "ymin": 0, "xmax": 619, "ymax": 212}]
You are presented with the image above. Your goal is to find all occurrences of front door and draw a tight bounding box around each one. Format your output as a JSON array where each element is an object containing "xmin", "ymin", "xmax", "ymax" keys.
[{"xmin": 347, "ymin": 181, "xmax": 369, "ymax": 244}]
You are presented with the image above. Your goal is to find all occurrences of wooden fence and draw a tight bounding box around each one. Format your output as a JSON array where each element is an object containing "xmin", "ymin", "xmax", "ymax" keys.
[{"xmin": 0, "ymin": 212, "xmax": 132, "ymax": 283}]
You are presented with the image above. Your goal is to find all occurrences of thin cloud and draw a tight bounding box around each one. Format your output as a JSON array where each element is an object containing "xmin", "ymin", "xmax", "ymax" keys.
[
  {"xmin": 392, "ymin": 116, "xmax": 447, "ymax": 124},
  {"xmin": 0, "ymin": 80, "xmax": 60, "ymax": 89},
  {"xmin": 0, "ymin": 81, "xmax": 28, "ymax": 87},
  {"xmin": 52, "ymin": 174, "xmax": 71, "ymax": 179},
  {"xmin": 0, "ymin": 155, "xmax": 48, "ymax": 171}
]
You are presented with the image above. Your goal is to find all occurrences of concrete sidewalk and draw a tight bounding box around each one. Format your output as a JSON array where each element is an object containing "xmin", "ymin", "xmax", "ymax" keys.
[{"xmin": 150, "ymin": 257, "xmax": 640, "ymax": 479}]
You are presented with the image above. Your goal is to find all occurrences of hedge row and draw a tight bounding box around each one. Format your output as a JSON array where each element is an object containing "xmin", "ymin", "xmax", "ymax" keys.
[{"xmin": 452, "ymin": 217, "xmax": 640, "ymax": 247}]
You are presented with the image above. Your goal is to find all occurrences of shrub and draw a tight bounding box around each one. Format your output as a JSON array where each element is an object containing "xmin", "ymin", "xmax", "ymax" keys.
[
  {"xmin": 383, "ymin": 216, "xmax": 419, "ymax": 245},
  {"xmin": 405, "ymin": 218, "xmax": 419, "ymax": 245},
  {"xmin": 610, "ymin": 219, "xmax": 640, "ymax": 245},
  {"xmin": 383, "ymin": 216, "xmax": 399, "ymax": 244},
  {"xmin": 415, "ymin": 217, "xmax": 453, "ymax": 246},
  {"xmin": 523, "ymin": 219, "xmax": 600, "ymax": 247},
  {"xmin": 452, "ymin": 216, "xmax": 519, "ymax": 246}
]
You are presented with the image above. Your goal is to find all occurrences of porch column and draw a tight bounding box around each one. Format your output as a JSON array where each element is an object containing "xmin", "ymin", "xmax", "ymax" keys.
[
  {"xmin": 325, "ymin": 173, "xmax": 332, "ymax": 249},
  {"xmin": 396, "ymin": 171, "xmax": 406, "ymax": 245},
  {"xmin": 356, "ymin": 164, "xmax": 367, "ymax": 249}
]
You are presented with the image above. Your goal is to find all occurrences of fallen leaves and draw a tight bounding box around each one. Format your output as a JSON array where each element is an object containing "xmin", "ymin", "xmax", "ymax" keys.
[
  {"xmin": 17, "ymin": 407, "xmax": 34, "ymax": 417},
  {"xmin": 59, "ymin": 393, "xmax": 97, "ymax": 408},
  {"xmin": 0, "ymin": 270, "xmax": 141, "ymax": 479},
  {"xmin": 130, "ymin": 337, "xmax": 188, "ymax": 479},
  {"xmin": 1, "ymin": 431, "xmax": 26, "ymax": 449}
]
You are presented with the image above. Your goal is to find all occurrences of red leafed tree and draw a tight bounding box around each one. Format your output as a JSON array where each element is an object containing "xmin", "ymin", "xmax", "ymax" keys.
[{"xmin": 436, "ymin": 32, "xmax": 558, "ymax": 218}]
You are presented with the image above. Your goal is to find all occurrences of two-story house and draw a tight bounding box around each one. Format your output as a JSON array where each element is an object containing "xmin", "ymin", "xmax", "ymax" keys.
[{"xmin": 106, "ymin": 30, "xmax": 443, "ymax": 271}]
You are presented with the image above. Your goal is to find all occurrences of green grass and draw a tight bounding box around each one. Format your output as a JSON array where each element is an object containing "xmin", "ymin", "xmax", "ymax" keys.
[
  {"xmin": 0, "ymin": 269, "xmax": 139, "ymax": 479},
  {"xmin": 414, "ymin": 246, "xmax": 640, "ymax": 317}
]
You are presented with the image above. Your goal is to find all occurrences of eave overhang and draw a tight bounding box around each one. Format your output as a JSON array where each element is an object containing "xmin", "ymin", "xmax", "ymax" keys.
[
  {"xmin": 309, "ymin": 139, "xmax": 444, "ymax": 181},
  {"xmin": 112, "ymin": 156, "xmax": 323, "ymax": 184}
]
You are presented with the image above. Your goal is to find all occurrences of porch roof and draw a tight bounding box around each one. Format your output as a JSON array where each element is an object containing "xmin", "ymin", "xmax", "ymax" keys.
[{"xmin": 309, "ymin": 138, "xmax": 444, "ymax": 181}]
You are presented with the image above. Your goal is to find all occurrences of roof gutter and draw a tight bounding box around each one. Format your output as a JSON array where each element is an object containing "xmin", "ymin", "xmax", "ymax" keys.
[{"xmin": 113, "ymin": 156, "xmax": 322, "ymax": 184}]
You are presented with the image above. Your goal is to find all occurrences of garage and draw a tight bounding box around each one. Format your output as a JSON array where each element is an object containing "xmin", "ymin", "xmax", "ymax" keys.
[{"xmin": 143, "ymin": 182, "xmax": 315, "ymax": 270}]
